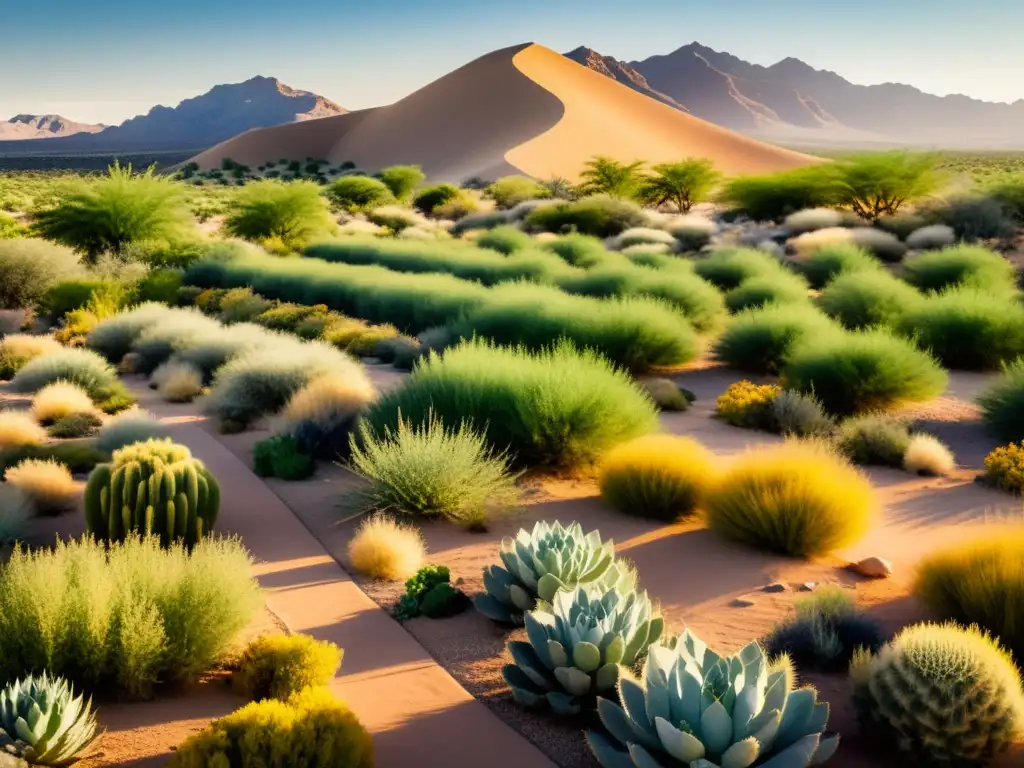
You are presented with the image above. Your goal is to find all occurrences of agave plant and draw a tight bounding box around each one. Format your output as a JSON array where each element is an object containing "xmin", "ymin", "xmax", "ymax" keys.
[
  {"xmin": 587, "ymin": 628, "xmax": 839, "ymax": 768},
  {"xmin": 475, "ymin": 520, "xmax": 636, "ymax": 624},
  {"xmin": 0, "ymin": 673, "xmax": 100, "ymax": 766},
  {"xmin": 503, "ymin": 585, "xmax": 664, "ymax": 715}
]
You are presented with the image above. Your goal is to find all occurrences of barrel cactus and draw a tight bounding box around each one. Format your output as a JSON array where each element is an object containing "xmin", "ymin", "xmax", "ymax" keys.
[
  {"xmin": 503, "ymin": 585, "xmax": 664, "ymax": 715},
  {"xmin": 850, "ymin": 622, "xmax": 1023, "ymax": 767},
  {"xmin": 84, "ymin": 438, "xmax": 220, "ymax": 548},
  {"xmin": 0, "ymin": 672, "xmax": 99, "ymax": 766},
  {"xmin": 587, "ymin": 628, "xmax": 839, "ymax": 768},
  {"xmin": 474, "ymin": 520, "xmax": 636, "ymax": 625}
]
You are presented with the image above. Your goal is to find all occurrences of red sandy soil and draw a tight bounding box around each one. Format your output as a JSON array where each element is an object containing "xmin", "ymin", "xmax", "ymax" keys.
[{"xmin": 191, "ymin": 43, "xmax": 816, "ymax": 182}]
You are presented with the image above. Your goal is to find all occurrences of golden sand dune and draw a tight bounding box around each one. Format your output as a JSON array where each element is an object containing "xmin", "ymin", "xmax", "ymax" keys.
[{"xmin": 191, "ymin": 43, "xmax": 816, "ymax": 180}]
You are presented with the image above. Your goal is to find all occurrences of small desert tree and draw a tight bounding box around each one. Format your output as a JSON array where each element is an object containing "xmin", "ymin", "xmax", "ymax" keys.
[
  {"xmin": 412, "ymin": 183, "xmax": 460, "ymax": 215},
  {"xmin": 34, "ymin": 162, "xmax": 194, "ymax": 263},
  {"xmin": 642, "ymin": 158, "xmax": 721, "ymax": 212},
  {"xmin": 576, "ymin": 156, "xmax": 646, "ymax": 199},
  {"xmin": 485, "ymin": 175, "xmax": 549, "ymax": 209},
  {"xmin": 377, "ymin": 165, "xmax": 425, "ymax": 202},
  {"xmin": 224, "ymin": 180, "xmax": 334, "ymax": 251},
  {"xmin": 326, "ymin": 176, "xmax": 394, "ymax": 213},
  {"xmin": 836, "ymin": 152, "xmax": 944, "ymax": 221}
]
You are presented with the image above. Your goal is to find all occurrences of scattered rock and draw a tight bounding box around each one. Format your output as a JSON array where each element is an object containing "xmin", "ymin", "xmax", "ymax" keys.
[
  {"xmin": 851, "ymin": 557, "xmax": 893, "ymax": 579},
  {"xmin": 730, "ymin": 596, "xmax": 755, "ymax": 608},
  {"xmin": 798, "ymin": 582, "xmax": 817, "ymax": 592},
  {"xmin": 762, "ymin": 582, "xmax": 788, "ymax": 593}
]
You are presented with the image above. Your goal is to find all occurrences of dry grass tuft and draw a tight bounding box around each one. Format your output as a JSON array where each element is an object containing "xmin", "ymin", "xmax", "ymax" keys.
[
  {"xmin": 903, "ymin": 434, "xmax": 956, "ymax": 476},
  {"xmin": 0, "ymin": 410, "xmax": 48, "ymax": 452},
  {"xmin": 347, "ymin": 514, "xmax": 425, "ymax": 581},
  {"xmin": 30, "ymin": 381, "xmax": 97, "ymax": 425},
  {"xmin": 3, "ymin": 457, "xmax": 82, "ymax": 515},
  {"xmin": 154, "ymin": 360, "xmax": 204, "ymax": 403},
  {"xmin": 0, "ymin": 334, "xmax": 63, "ymax": 379}
]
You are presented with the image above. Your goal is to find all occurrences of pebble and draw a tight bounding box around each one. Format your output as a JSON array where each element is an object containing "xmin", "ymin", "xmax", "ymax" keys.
[
  {"xmin": 852, "ymin": 556, "xmax": 893, "ymax": 579},
  {"xmin": 730, "ymin": 597, "xmax": 755, "ymax": 608},
  {"xmin": 762, "ymin": 582, "xmax": 788, "ymax": 593},
  {"xmin": 798, "ymin": 582, "xmax": 817, "ymax": 592}
]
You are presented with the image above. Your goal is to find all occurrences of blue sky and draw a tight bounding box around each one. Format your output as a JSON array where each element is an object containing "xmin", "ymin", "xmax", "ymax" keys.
[{"xmin": 3, "ymin": 0, "xmax": 1021, "ymax": 125}]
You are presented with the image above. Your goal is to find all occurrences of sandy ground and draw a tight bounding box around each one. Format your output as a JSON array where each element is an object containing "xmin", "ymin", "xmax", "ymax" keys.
[
  {"xmin": 183, "ymin": 361, "xmax": 1021, "ymax": 768},
  {"xmin": 189, "ymin": 43, "xmax": 816, "ymax": 182}
]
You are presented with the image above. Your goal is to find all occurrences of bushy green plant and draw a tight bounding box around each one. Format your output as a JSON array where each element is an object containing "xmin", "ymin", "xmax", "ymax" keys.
[
  {"xmin": 216, "ymin": 286, "xmax": 273, "ymax": 324},
  {"xmin": 899, "ymin": 287, "xmax": 1024, "ymax": 369},
  {"xmin": 0, "ymin": 672, "xmax": 100, "ymax": 766},
  {"xmin": 588, "ymin": 627, "xmax": 839, "ymax": 768},
  {"xmin": 983, "ymin": 443, "xmax": 1024, "ymax": 493},
  {"xmin": 0, "ymin": 535, "xmax": 261, "ymax": 700},
  {"xmin": 394, "ymin": 564, "xmax": 468, "ymax": 620},
  {"xmin": 37, "ymin": 278, "xmax": 105, "ymax": 319},
  {"xmin": 326, "ymin": 175, "xmax": 394, "ymax": 212},
  {"xmin": 0, "ymin": 239, "xmax": 82, "ymax": 310},
  {"xmin": 979, "ymin": 359, "xmax": 1024, "ymax": 443},
  {"xmin": 47, "ymin": 411, "xmax": 102, "ymax": 439},
  {"xmin": 902, "ymin": 245, "xmax": 1016, "ymax": 293},
  {"xmin": 167, "ymin": 687, "xmax": 373, "ymax": 768},
  {"xmin": 577, "ymin": 157, "xmax": 646, "ymax": 198},
  {"xmin": 835, "ymin": 151, "xmax": 943, "ymax": 220},
  {"xmin": 783, "ymin": 329, "xmax": 947, "ymax": 416},
  {"xmin": 475, "ymin": 225, "xmax": 534, "ymax": 254},
  {"xmin": 504, "ymin": 585, "xmax": 663, "ymax": 715},
  {"xmin": 34, "ymin": 163, "xmax": 194, "ymax": 261},
  {"xmin": 365, "ymin": 340, "xmax": 658, "ymax": 469},
  {"xmin": 835, "ymin": 413, "xmax": 911, "ymax": 467},
  {"xmin": 474, "ymin": 521, "xmax": 635, "ymax": 624},
  {"xmin": 795, "ymin": 242, "xmax": 882, "ymax": 288},
  {"xmin": 768, "ymin": 389, "xmax": 836, "ymax": 438},
  {"xmin": 232, "ymin": 634, "xmax": 342, "ymax": 701},
  {"xmin": 377, "ymin": 165, "xmax": 425, "ymax": 201},
  {"xmin": 84, "ymin": 439, "xmax": 220, "ymax": 548},
  {"xmin": 9, "ymin": 347, "xmax": 119, "ymax": 400},
  {"xmin": 641, "ymin": 158, "xmax": 721, "ymax": 212},
  {"xmin": 486, "ymin": 176, "xmax": 549, "ymax": 209},
  {"xmin": 763, "ymin": 587, "xmax": 883, "ymax": 672},
  {"xmin": 693, "ymin": 247, "xmax": 788, "ymax": 290},
  {"xmin": 850, "ymin": 622, "xmax": 1023, "ymax": 767},
  {"xmin": 720, "ymin": 164, "xmax": 843, "ymax": 221},
  {"xmin": 524, "ymin": 195, "xmax": 647, "ymax": 237},
  {"xmin": 349, "ymin": 414, "xmax": 520, "ymax": 530},
  {"xmin": 926, "ymin": 195, "xmax": 1017, "ymax": 242},
  {"xmin": 412, "ymin": 183, "xmax": 459, "ymax": 215},
  {"xmin": 224, "ymin": 180, "xmax": 334, "ymax": 250},
  {"xmin": 817, "ymin": 269, "xmax": 923, "ymax": 330},
  {"xmin": 253, "ymin": 434, "xmax": 315, "ymax": 480},
  {"xmin": 725, "ymin": 272, "xmax": 810, "ymax": 313},
  {"xmin": 133, "ymin": 267, "xmax": 184, "ymax": 304},
  {"xmin": 714, "ymin": 303, "xmax": 839, "ymax": 374}
]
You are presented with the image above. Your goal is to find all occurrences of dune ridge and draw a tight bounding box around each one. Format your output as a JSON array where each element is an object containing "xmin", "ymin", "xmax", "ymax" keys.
[{"xmin": 189, "ymin": 43, "xmax": 817, "ymax": 181}]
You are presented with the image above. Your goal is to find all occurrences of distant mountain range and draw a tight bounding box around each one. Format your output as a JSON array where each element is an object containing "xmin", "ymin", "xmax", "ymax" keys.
[
  {"xmin": 566, "ymin": 43, "xmax": 1024, "ymax": 148},
  {"xmin": 0, "ymin": 76, "xmax": 345, "ymax": 154}
]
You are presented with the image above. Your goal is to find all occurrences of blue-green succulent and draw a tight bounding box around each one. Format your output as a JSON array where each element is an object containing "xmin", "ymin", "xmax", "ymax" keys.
[{"xmin": 0, "ymin": 672, "xmax": 100, "ymax": 766}]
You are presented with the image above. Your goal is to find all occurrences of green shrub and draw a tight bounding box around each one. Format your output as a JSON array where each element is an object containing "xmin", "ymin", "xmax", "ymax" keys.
[
  {"xmin": 817, "ymin": 269, "xmax": 923, "ymax": 329},
  {"xmin": 978, "ymin": 359, "xmax": 1024, "ymax": 443},
  {"xmin": 395, "ymin": 564, "xmax": 468, "ymax": 620},
  {"xmin": 0, "ymin": 212, "xmax": 25, "ymax": 239},
  {"xmin": 783, "ymin": 329, "xmax": 947, "ymax": 415},
  {"xmin": 607, "ymin": 226, "xmax": 677, "ymax": 251},
  {"xmin": 693, "ymin": 247, "xmax": 788, "ymax": 290},
  {"xmin": 94, "ymin": 408, "xmax": 171, "ymax": 454},
  {"xmin": 0, "ymin": 441, "xmax": 105, "ymax": 475},
  {"xmin": 0, "ymin": 535, "xmax": 260, "ymax": 700},
  {"xmin": 85, "ymin": 301, "xmax": 178, "ymax": 362},
  {"xmin": 34, "ymin": 163, "xmax": 194, "ymax": 261},
  {"xmin": 350, "ymin": 414, "xmax": 520, "ymax": 530},
  {"xmin": 475, "ymin": 225, "xmax": 534, "ymax": 254},
  {"xmin": 224, "ymin": 180, "xmax": 334, "ymax": 250},
  {"xmin": 133, "ymin": 267, "xmax": 184, "ymax": 304},
  {"xmin": 795, "ymin": 242, "xmax": 882, "ymax": 288},
  {"xmin": 253, "ymin": 434, "xmax": 315, "ymax": 480},
  {"xmin": 449, "ymin": 210, "xmax": 508, "ymax": 235},
  {"xmin": 365, "ymin": 339, "xmax": 658, "ymax": 470},
  {"xmin": 902, "ymin": 245, "xmax": 1016, "ymax": 294},
  {"xmin": 38, "ymin": 278, "xmax": 105, "ymax": 319},
  {"xmin": 542, "ymin": 233, "xmax": 612, "ymax": 267},
  {"xmin": 835, "ymin": 413, "xmax": 912, "ymax": 468},
  {"xmin": 576, "ymin": 156, "xmax": 645, "ymax": 198},
  {"xmin": 232, "ymin": 634, "xmax": 342, "ymax": 701},
  {"xmin": 768, "ymin": 389, "xmax": 836, "ymax": 438},
  {"xmin": 0, "ymin": 238, "xmax": 82, "ymax": 310},
  {"xmin": 851, "ymin": 622, "xmax": 1024, "ymax": 767},
  {"xmin": 47, "ymin": 411, "xmax": 103, "ymax": 438},
  {"xmin": 523, "ymin": 195, "xmax": 647, "ymax": 237},
  {"xmin": 926, "ymin": 195, "xmax": 1017, "ymax": 243},
  {"xmin": 835, "ymin": 151, "xmax": 943, "ymax": 221},
  {"xmin": 724, "ymin": 272, "xmax": 810, "ymax": 313},
  {"xmin": 720, "ymin": 165, "xmax": 843, "ymax": 221},
  {"xmin": 327, "ymin": 175, "xmax": 394, "ymax": 212},
  {"xmin": 715, "ymin": 380, "xmax": 781, "ymax": 430},
  {"xmin": 412, "ymin": 183, "xmax": 459, "ymax": 215},
  {"xmin": 204, "ymin": 339, "xmax": 370, "ymax": 430},
  {"xmin": 898, "ymin": 287, "xmax": 1024, "ymax": 369},
  {"xmin": 10, "ymin": 347, "xmax": 119, "ymax": 399},
  {"xmin": 377, "ymin": 165, "xmax": 425, "ymax": 201},
  {"xmin": 168, "ymin": 686, "xmax": 373, "ymax": 768},
  {"xmin": 486, "ymin": 175, "xmax": 548, "ymax": 209},
  {"xmin": 713, "ymin": 302, "xmax": 838, "ymax": 374}
]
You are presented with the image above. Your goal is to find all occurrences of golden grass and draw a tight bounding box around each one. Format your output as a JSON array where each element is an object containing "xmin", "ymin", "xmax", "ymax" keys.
[
  {"xmin": 30, "ymin": 381, "xmax": 97, "ymax": 425},
  {"xmin": 599, "ymin": 435, "xmax": 718, "ymax": 521},
  {"xmin": 232, "ymin": 633, "xmax": 343, "ymax": 701},
  {"xmin": 3, "ymin": 458, "xmax": 82, "ymax": 515},
  {"xmin": 903, "ymin": 434, "xmax": 956, "ymax": 476},
  {"xmin": 704, "ymin": 440, "xmax": 875, "ymax": 557},
  {"xmin": 346, "ymin": 514, "xmax": 425, "ymax": 581},
  {"xmin": 282, "ymin": 374, "xmax": 377, "ymax": 429},
  {"xmin": 915, "ymin": 527, "xmax": 1024, "ymax": 663},
  {"xmin": 0, "ymin": 334, "xmax": 63, "ymax": 379},
  {"xmin": 155, "ymin": 361, "xmax": 204, "ymax": 403},
  {"xmin": 0, "ymin": 410, "xmax": 48, "ymax": 451}
]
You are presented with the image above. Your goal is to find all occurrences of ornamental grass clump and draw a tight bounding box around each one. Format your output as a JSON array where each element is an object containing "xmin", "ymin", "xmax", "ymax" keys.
[
  {"xmin": 281, "ymin": 374, "xmax": 377, "ymax": 460},
  {"xmin": 4, "ymin": 458, "xmax": 81, "ymax": 516},
  {"xmin": 835, "ymin": 413, "xmax": 912, "ymax": 468},
  {"xmin": 793, "ymin": 242, "xmax": 882, "ymax": 289},
  {"xmin": 693, "ymin": 247, "xmax": 789, "ymax": 290},
  {"xmin": 10, "ymin": 347, "xmax": 119, "ymax": 400},
  {"xmin": 85, "ymin": 302, "xmax": 178, "ymax": 363},
  {"xmin": 30, "ymin": 381, "xmax": 97, "ymax": 425},
  {"xmin": 0, "ymin": 410, "xmax": 48, "ymax": 454},
  {"xmin": 93, "ymin": 408, "xmax": 170, "ymax": 454},
  {"xmin": 979, "ymin": 359, "xmax": 1024, "ymax": 443},
  {"xmin": 346, "ymin": 514, "xmax": 425, "ymax": 581},
  {"xmin": 0, "ymin": 334, "xmax": 63, "ymax": 380},
  {"xmin": 713, "ymin": 303, "xmax": 839, "ymax": 374},
  {"xmin": 902, "ymin": 244, "xmax": 1017, "ymax": 294},
  {"xmin": 817, "ymin": 269, "xmax": 923, "ymax": 330}
]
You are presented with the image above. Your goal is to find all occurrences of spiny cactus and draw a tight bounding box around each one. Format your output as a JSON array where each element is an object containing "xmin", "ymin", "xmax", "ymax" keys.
[
  {"xmin": 850, "ymin": 622, "xmax": 1024, "ymax": 767},
  {"xmin": 587, "ymin": 627, "xmax": 839, "ymax": 768},
  {"xmin": 474, "ymin": 520, "xmax": 636, "ymax": 625},
  {"xmin": 84, "ymin": 438, "xmax": 220, "ymax": 548},
  {"xmin": 0, "ymin": 672, "xmax": 99, "ymax": 766},
  {"xmin": 503, "ymin": 585, "xmax": 663, "ymax": 716}
]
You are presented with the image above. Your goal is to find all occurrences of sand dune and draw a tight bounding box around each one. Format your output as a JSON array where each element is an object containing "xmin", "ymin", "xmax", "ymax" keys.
[{"xmin": 190, "ymin": 43, "xmax": 816, "ymax": 180}]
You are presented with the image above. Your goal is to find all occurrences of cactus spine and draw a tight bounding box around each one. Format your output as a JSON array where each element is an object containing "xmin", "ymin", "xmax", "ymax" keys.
[{"xmin": 84, "ymin": 439, "xmax": 219, "ymax": 547}]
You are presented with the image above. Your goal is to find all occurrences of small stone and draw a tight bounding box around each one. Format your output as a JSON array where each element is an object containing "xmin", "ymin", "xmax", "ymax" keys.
[
  {"xmin": 454, "ymin": 577, "xmax": 465, "ymax": 587},
  {"xmin": 763, "ymin": 582, "xmax": 788, "ymax": 593},
  {"xmin": 798, "ymin": 582, "xmax": 817, "ymax": 592},
  {"xmin": 852, "ymin": 557, "xmax": 893, "ymax": 579},
  {"xmin": 730, "ymin": 597, "xmax": 755, "ymax": 608}
]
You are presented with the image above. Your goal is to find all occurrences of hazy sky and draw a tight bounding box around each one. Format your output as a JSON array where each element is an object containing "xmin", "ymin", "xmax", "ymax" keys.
[{"xmin": 3, "ymin": 0, "xmax": 1021, "ymax": 125}]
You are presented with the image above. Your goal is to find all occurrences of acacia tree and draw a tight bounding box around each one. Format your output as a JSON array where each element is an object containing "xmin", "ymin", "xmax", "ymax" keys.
[
  {"xmin": 837, "ymin": 152, "xmax": 944, "ymax": 221},
  {"xmin": 642, "ymin": 158, "xmax": 721, "ymax": 212},
  {"xmin": 576, "ymin": 156, "xmax": 645, "ymax": 199}
]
